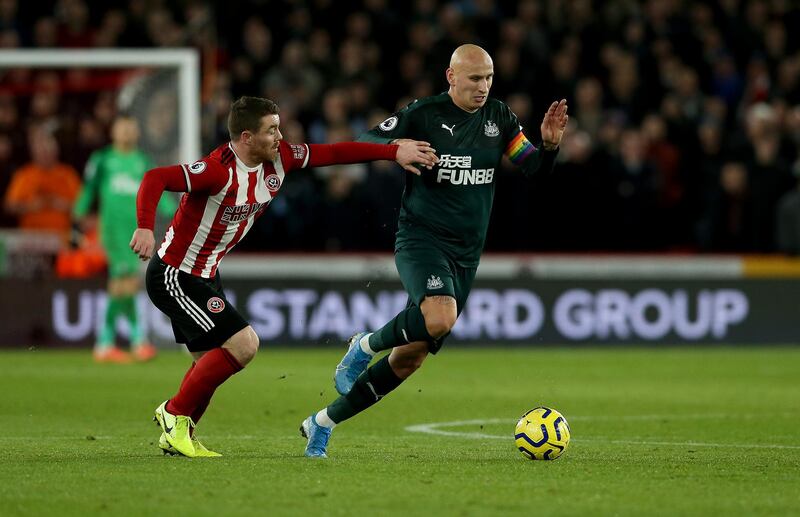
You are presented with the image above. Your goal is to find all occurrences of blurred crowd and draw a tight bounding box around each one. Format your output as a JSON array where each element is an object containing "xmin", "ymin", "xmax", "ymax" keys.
[{"xmin": 2, "ymin": 0, "xmax": 800, "ymax": 254}]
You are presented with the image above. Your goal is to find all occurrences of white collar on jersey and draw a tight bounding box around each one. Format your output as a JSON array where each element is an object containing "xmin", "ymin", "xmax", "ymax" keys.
[{"xmin": 228, "ymin": 142, "xmax": 264, "ymax": 173}]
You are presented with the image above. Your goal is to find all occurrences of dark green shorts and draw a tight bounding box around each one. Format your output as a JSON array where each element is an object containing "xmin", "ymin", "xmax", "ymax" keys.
[{"xmin": 395, "ymin": 244, "xmax": 477, "ymax": 353}]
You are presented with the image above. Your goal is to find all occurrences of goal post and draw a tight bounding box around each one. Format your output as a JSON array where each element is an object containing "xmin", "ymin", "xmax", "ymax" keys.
[{"xmin": 0, "ymin": 48, "xmax": 201, "ymax": 163}]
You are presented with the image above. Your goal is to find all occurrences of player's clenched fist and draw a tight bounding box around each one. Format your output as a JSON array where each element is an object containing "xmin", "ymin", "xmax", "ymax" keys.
[{"xmin": 130, "ymin": 228, "xmax": 155, "ymax": 261}]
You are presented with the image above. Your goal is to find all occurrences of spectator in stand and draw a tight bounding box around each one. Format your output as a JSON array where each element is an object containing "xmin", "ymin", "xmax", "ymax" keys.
[
  {"xmin": 228, "ymin": 16, "xmax": 272, "ymax": 101},
  {"xmin": 698, "ymin": 161, "xmax": 756, "ymax": 252},
  {"xmin": 775, "ymin": 159, "xmax": 800, "ymax": 255},
  {"xmin": 351, "ymin": 109, "xmax": 405, "ymax": 251},
  {"xmin": 93, "ymin": 9, "xmax": 126, "ymax": 47},
  {"xmin": 689, "ymin": 118, "xmax": 726, "ymax": 220},
  {"xmin": 32, "ymin": 16, "xmax": 57, "ymax": 47},
  {"xmin": 776, "ymin": 161, "xmax": 800, "ymax": 255},
  {"xmin": 609, "ymin": 129, "xmax": 659, "ymax": 250},
  {"xmin": 56, "ymin": 0, "xmax": 93, "ymax": 48},
  {"xmin": 744, "ymin": 103, "xmax": 794, "ymax": 251},
  {"xmin": 0, "ymin": 94, "xmax": 23, "ymax": 226},
  {"xmin": 308, "ymin": 88, "xmax": 351, "ymax": 144},
  {"xmin": 641, "ymin": 113, "xmax": 685, "ymax": 243},
  {"xmin": 4, "ymin": 126, "xmax": 81, "ymax": 242},
  {"xmin": 573, "ymin": 77, "xmax": 605, "ymax": 141},
  {"xmin": 0, "ymin": 133, "xmax": 16, "ymax": 227},
  {"xmin": 262, "ymin": 39, "xmax": 322, "ymax": 116},
  {"xmin": 0, "ymin": 0, "xmax": 19, "ymax": 34},
  {"xmin": 145, "ymin": 7, "xmax": 183, "ymax": 47}
]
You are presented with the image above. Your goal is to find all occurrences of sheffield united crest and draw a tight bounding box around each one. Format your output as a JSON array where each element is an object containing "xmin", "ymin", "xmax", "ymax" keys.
[
  {"xmin": 266, "ymin": 174, "xmax": 282, "ymax": 193},
  {"xmin": 207, "ymin": 297, "xmax": 225, "ymax": 313}
]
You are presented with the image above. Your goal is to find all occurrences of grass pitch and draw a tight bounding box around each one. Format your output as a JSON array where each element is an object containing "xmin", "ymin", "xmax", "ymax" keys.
[{"xmin": 1, "ymin": 346, "xmax": 798, "ymax": 516}]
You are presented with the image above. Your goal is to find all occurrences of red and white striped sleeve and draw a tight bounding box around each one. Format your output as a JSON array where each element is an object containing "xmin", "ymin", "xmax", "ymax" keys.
[{"xmin": 136, "ymin": 161, "xmax": 229, "ymax": 230}]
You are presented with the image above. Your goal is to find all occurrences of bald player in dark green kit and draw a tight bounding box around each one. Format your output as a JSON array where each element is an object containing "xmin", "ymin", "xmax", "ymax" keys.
[{"xmin": 301, "ymin": 44, "xmax": 569, "ymax": 458}]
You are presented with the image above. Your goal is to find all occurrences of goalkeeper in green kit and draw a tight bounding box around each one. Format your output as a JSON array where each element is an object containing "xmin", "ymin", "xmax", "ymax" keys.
[
  {"xmin": 73, "ymin": 115, "xmax": 177, "ymax": 363},
  {"xmin": 301, "ymin": 44, "xmax": 569, "ymax": 457}
]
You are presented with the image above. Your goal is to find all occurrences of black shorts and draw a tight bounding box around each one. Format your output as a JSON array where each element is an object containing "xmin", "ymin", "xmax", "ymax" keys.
[
  {"xmin": 145, "ymin": 256, "xmax": 248, "ymax": 352},
  {"xmin": 395, "ymin": 243, "xmax": 477, "ymax": 354}
]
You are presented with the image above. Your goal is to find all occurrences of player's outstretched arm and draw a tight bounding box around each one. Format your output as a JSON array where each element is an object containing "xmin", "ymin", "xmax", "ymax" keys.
[
  {"xmin": 130, "ymin": 228, "xmax": 155, "ymax": 261},
  {"xmin": 306, "ymin": 141, "xmax": 437, "ymax": 175},
  {"xmin": 540, "ymin": 99, "xmax": 568, "ymax": 150}
]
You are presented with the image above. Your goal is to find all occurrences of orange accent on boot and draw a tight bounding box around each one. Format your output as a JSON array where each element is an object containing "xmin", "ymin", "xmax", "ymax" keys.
[
  {"xmin": 134, "ymin": 343, "xmax": 158, "ymax": 362},
  {"xmin": 94, "ymin": 347, "xmax": 133, "ymax": 364}
]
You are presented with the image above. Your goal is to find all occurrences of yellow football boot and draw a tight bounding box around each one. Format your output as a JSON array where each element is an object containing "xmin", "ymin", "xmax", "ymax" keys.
[
  {"xmin": 191, "ymin": 437, "xmax": 222, "ymax": 457},
  {"xmin": 153, "ymin": 401, "xmax": 196, "ymax": 457},
  {"xmin": 158, "ymin": 433, "xmax": 222, "ymax": 457}
]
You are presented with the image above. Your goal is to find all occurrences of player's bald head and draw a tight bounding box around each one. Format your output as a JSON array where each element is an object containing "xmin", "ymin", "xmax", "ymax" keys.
[
  {"xmin": 449, "ymin": 44, "xmax": 493, "ymax": 71},
  {"xmin": 446, "ymin": 44, "xmax": 494, "ymax": 112}
]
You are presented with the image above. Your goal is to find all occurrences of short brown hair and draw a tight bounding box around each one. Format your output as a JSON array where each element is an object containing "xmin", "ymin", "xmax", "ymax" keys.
[{"xmin": 228, "ymin": 96, "xmax": 280, "ymax": 141}]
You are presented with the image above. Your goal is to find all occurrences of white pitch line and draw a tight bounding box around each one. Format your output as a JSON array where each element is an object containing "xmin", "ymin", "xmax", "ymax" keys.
[
  {"xmin": 404, "ymin": 418, "xmax": 800, "ymax": 450},
  {"xmin": 579, "ymin": 437, "xmax": 800, "ymax": 450},
  {"xmin": 405, "ymin": 419, "xmax": 511, "ymax": 439}
]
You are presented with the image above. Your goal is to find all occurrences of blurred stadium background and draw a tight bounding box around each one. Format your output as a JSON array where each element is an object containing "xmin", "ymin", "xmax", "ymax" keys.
[{"xmin": 0, "ymin": 0, "xmax": 799, "ymax": 347}]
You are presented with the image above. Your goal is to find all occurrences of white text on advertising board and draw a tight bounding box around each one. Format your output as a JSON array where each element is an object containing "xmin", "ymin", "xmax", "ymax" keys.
[{"xmin": 52, "ymin": 287, "xmax": 749, "ymax": 342}]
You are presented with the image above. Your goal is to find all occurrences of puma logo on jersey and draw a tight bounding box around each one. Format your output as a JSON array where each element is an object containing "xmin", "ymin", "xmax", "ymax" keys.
[{"xmin": 441, "ymin": 123, "xmax": 455, "ymax": 136}]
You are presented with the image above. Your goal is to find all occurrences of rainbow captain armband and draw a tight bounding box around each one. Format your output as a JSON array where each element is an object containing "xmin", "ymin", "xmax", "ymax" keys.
[{"xmin": 505, "ymin": 132, "xmax": 536, "ymax": 165}]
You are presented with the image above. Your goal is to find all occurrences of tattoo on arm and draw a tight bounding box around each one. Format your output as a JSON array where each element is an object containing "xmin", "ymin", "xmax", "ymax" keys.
[{"xmin": 427, "ymin": 295, "xmax": 456, "ymax": 306}]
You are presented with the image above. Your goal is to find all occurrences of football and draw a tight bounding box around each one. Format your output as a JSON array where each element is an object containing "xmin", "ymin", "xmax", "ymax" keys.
[{"xmin": 514, "ymin": 406, "xmax": 571, "ymax": 460}]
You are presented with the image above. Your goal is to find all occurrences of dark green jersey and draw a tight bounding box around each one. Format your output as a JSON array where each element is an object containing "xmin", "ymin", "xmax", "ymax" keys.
[{"xmin": 360, "ymin": 92, "xmax": 557, "ymax": 266}]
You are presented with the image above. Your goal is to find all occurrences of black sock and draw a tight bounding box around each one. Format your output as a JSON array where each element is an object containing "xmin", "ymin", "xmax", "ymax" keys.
[
  {"xmin": 327, "ymin": 356, "xmax": 404, "ymax": 424},
  {"xmin": 368, "ymin": 306, "xmax": 435, "ymax": 352}
]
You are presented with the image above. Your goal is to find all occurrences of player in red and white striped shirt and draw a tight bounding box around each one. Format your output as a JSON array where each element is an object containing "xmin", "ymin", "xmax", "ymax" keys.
[{"xmin": 130, "ymin": 96, "xmax": 437, "ymax": 457}]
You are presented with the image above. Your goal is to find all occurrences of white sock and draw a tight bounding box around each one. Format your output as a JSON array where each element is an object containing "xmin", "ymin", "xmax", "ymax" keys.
[
  {"xmin": 315, "ymin": 409, "xmax": 336, "ymax": 428},
  {"xmin": 359, "ymin": 333, "xmax": 377, "ymax": 356}
]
